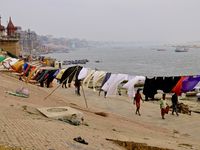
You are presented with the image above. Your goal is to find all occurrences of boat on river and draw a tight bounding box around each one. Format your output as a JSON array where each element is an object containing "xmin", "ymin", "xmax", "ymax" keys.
[{"xmin": 175, "ymin": 47, "xmax": 188, "ymax": 52}]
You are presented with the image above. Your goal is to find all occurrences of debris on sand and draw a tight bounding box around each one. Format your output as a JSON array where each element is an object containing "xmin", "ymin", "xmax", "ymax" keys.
[
  {"xmin": 0, "ymin": 145, "xmax": 22, "ymax": 150},
  {"xmin": 73, "ymin": 136, "xmax": 88, "ymax": 145},
  {"xmin": 106, "ymin": 138, "xmax": 172, "ymax": 150},
  {"xmin": 94, "ymin": 112, "xmax": 108, "ymax": 117}
]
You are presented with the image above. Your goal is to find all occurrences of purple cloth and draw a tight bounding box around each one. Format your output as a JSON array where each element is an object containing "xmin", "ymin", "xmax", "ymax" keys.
[
  {"xmin": 53, "ymin": 69, "xmax": 60, "ymax": 77},
  {"xmin": 182, "ymin": 76, "xmax": 200, "ymax": 92}
]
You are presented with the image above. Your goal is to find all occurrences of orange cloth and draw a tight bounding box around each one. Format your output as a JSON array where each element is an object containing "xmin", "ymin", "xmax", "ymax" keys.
[{"xmin": 172, "ymin": 76, "xmax": 187, "ymax": 96}]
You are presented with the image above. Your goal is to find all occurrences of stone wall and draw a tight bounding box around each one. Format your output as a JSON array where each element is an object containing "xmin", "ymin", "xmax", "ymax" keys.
[{"xmin": 0, "ymin": 40, "xmax": 21, "ymax": 57}]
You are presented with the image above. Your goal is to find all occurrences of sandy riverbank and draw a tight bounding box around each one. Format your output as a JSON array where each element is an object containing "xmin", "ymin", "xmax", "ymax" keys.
[{"xmin": 0, "ymin": 72, "xmax": 200, "ymax": 150}]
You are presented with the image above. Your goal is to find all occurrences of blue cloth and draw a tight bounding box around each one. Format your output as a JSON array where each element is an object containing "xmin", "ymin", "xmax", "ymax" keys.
[
  {"xmin": 182, "ymin": 75, "xmax": 200, "ymax": 92},
  {"xmin": 101, "ymin": 72, "xmax": 111, "ymax": 87},
  {"xmin": 53, "ymin": 69, "xmax": 60, "ymax": 77},
  {"xmin": 23, "ymin": 63, "xmax": 29, "ymax": 72}
]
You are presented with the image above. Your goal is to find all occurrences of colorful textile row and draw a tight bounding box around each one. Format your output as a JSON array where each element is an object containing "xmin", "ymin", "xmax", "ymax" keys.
[
  {"xmin": 2, "ymin": 57, "xmax": 200, "ymax": 97},
  {"xmin": 173, "ymin": 76, "xmax": 200, "ymax": 95},
  {"xmin": 143, "ymin": 76, "xmax": 200, "ymax": 97}
]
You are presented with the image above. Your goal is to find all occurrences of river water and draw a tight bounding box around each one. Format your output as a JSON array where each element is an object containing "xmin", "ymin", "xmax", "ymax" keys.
[{"xmin": 44, "ymin": 44, "xmax": 200, "ymax": 77}]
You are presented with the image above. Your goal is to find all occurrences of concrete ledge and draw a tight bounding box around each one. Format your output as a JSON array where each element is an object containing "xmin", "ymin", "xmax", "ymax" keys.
[{"xmin": 37, "ymin": 106, "xmax": 84, "ymax": 125}]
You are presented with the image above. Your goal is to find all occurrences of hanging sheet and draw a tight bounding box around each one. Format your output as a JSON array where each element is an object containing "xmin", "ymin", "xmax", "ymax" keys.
[
  {"xmin": 106, "ymin": 74, "xmax": 129, "ymax": 96},
  {"xmin": 123, "ymin": 76, "xmax": 145, "ymax": 98},
  {"xmin": 172, "ymin": 76, "xmax": 188, "ymax": 95},
  {"xmin": 102, "ymin": 74, "xmax": 117, "ymax": 92},
  {"xmin": 182, "ymin": 76, "xmax": 200, "ymax": 92},
  {"xmin": 78, "ymin": 67, "xmax": 89, "ymax": 80}
]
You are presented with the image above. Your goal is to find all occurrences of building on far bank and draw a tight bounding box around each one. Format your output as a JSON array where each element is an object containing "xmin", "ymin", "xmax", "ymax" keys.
[
  {"xmin": 18, "ymin": 29, "xmax": 41, "ymax": 56},
  {"xmin": 0, "ymin": 16, "xmax": 21, "ymax": 57}
]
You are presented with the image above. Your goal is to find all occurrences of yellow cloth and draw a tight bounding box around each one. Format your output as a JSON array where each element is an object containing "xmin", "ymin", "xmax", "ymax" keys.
[{"xmin": 56, "ymin": 69, "xmax": 66, "ymax": 80}]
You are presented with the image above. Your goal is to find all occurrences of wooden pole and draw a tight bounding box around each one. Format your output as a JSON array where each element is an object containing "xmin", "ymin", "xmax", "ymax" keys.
[
  {"xmin": 81, "ymin": 83, "xmax": 88, "ymax": 108},
  {"xmin": 43, "ymin": 66, "xmax": 78, "ymax": 100},
  {"xmin": 43, "ymin": 83, "xmax": 62, "ymax": 100}
]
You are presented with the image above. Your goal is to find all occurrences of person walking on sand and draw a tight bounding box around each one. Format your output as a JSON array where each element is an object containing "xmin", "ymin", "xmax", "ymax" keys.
[
  {"xmin": 171, "ymin": 93, "xmax": 179, "ymax": 116},
  {"xmin": 160, "ymin": 93, "xmax": 169, "ymax": 119},
  {"xmin": 134, "ymin": 89, "xmax": 143, "ymax": 116}
]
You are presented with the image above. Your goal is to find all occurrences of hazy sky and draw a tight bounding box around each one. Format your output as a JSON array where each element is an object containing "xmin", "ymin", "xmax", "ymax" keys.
[{"xmin": 1, "ymin": 0, "xmax": 200, "ymax": 42}]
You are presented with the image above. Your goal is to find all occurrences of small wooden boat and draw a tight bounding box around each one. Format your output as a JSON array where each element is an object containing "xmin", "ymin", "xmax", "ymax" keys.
[{"xmin": 175, "ymin": 47, "xmax": 188, "ymax": 52}]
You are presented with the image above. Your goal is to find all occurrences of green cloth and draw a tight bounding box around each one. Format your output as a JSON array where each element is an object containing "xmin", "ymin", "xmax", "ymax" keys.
[
  {"xmin": 0, "ymin": 56, "xmax": 5, "ymax": 62},
  {"xmin": 6, "ymin": 51, "xmax": 18, "ymax": 58},
  {"xmin": 7, "ymin": 91, "xmax": 29, "ymax": 98},
  {"xmin": 160, "ymin": 99, "xmax": 167, "ymax": 109}
]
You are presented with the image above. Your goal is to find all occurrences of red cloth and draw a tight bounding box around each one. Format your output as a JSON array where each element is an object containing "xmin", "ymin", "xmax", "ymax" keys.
[
  {"xmin": 134, "ymin": 93, "xmax": 142, "ymax": 108},
  {"xmin": 172, "ymin": 76, "xmax": 187, "ymax": 96},
  {"xmin": 161, "ymin": 108, "xmax": 165, "ymax": 116},
  {"xmin": 136, "ymin": 102, "xmax": 140, "ymax": 108},
  {"xmin": 165, "ymin": 106, "xmax": 169, "ymax": 114},
  {"xmin": 161, "ymin": 106, "xmax": 169, "ymax": 116}
]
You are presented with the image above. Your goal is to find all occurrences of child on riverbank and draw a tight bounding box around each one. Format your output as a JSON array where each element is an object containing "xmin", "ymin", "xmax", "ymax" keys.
[
  {"xmin": 160, "ymin": 93, "xmax": 169, "ymax": 119},
  {"xmin": 134, "ymin": 89, "xmax": 143, "ymax": 116}
]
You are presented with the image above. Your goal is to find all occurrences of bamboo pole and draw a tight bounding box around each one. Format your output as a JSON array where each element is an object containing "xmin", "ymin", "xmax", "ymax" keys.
[
  {"xmin": 43, "ymin": 66, "xmax": 78, "ymax": 100},
  {"xmin": 43, "ymin": 83, "xmax": 62, "ymax": 100},
  {"xmin": 81, "ymin": 83, "xmax": 88, "ymax": 108}
]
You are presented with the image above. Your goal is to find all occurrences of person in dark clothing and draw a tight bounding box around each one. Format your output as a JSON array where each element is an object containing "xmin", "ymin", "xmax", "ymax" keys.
[
  {"xmin": 74, "ymin": 66, "xmax": 83, "ymax": 96},
  {"xmin": 74, "ymin": 79, "xmax": 81, "ymax": 96},
  {"xmin": 171, "ymin": 93, "xmax": 179, "ymax": 116}
]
